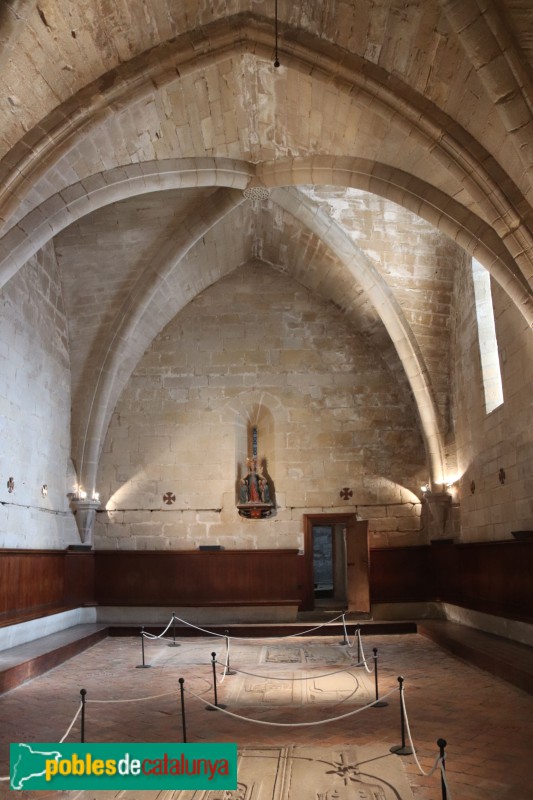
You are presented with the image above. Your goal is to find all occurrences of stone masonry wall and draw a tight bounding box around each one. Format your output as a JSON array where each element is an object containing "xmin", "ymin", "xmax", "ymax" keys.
[
  {"xmin": 95, "ymin": 262, "xmax": 426, "ymax": 551},
  {"xmin": 453, "ymin": 260, "xmax": 533, "ymax": 541},
  {"xmin": 0, "ymin": 242, "xmax": 78, "ymax": 548}
]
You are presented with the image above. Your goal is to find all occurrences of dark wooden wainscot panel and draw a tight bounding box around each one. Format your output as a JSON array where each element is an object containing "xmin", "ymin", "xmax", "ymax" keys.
[
  {"xmin": 4, "ymin": 541, "xmax": 531, "ymax": 625},
  {"xmin": 439, "ymin": 540, "xmax": 533, "ymax": 622},
  {"xmin": 94, "ymin": 549, "xmax": 303, "ymax": 607},
  {"xmin": 64, "ymin": 550, "xmax": 95, "ymax": 607},
  {"xmin": 370, "ymin": 540, "xmax": 533, "ymax": 622},
  {"xmin": 369, "ymin": 546, "xmax": 431, "ymax": 603},
  {"xmin": 0, "ymin": 549, "xmax": 94, "ymax": 625}
]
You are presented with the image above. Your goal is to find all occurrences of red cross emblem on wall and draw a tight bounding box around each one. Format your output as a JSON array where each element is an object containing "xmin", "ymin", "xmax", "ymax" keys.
[
  {"xmin": 339, "ymin": 487, "xmax": 353, "ymax": 500},
  {"xmin": 163, "ymin": 492, "xmax": 176, "ymax": 505}
]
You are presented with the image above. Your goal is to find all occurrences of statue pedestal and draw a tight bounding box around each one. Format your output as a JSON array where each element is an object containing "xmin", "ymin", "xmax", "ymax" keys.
[{"xmin": 237, "ymin": 502, "xmax": 274, "ymax": 519}]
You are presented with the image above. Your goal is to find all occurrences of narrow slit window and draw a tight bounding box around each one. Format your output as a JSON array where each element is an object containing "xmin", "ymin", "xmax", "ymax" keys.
[{"xmin": 471, "ymin": 257, "xmax": 504, "ymax": 413}]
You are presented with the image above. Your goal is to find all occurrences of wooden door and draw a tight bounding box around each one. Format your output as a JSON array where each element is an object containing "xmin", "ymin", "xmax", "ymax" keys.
[
  {"xmin": 345, "ymin": 518, "xmax": 370, "ymax": 612},
  {"xmin": 303, "ymin": 514, "xmax": 369, "ymax": 612}
]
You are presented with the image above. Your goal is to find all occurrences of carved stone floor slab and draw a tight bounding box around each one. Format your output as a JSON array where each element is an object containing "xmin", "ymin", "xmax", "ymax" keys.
[
  {"xmin": 209, "ymin": 636, "xmax": 373, "ymax": 707},
  {"xmin": 177, "ymin": 743, "xmax": 412, "ymax": 799},
  {"xmin": 225, "ymin": 668, "xmax": 374, "ymax": 707},
  {"xmin": 260, "ymin": 644, "xmax": 353, "ymax": 665},
  {"xmin": 60, "ymin": 744, "xmax": 413, "ymax": 800}
]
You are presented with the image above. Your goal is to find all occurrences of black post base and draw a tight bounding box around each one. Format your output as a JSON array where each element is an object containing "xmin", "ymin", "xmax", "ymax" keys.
[{"xmin": 390, "ymin": 744, "xmax": 413, "ymax": 755}]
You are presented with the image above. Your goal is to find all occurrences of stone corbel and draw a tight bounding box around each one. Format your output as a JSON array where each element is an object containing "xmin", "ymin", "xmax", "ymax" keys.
[
  {"xmin": 423, "ymin": 490, "xmax": 453, "ymax": 540},
  {"xmin": 71, "ymin": 497, "xmax": 100, "ymax": 546}
]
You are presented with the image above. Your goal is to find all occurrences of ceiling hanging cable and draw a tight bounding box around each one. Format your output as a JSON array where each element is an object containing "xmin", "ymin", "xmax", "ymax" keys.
[{"xmin": 274, "ymin": 0, "xmax": 280, "ymax": 68}]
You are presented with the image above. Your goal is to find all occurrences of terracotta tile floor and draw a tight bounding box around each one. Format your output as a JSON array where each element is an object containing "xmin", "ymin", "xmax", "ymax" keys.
[{"xmin": 1, "ymin": 632, "xmax": 533, "ymax": 799}]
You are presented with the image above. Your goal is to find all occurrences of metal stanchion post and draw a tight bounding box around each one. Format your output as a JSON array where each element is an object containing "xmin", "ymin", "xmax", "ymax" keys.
[
  {"xmin": 179, "ymin": 678, "xmax": 187, "ymax": 743},
  {"xmin": 206, "ymin": 652, "xmax": 227, "ymax": 710},
  {"xmin": 438, "ymin": 738, "xmax": 447, "ymax": 800},
  {"xmin": 339, "ymin": 612, "xmax": 348, "ymax": 645},
  {"xmin": 136, "ymin": 626, "xmax": 151, "ymax": 668},
  {"xmin": 371, "ymin": 648, "xmax": 388, "ymax": 707},
  {"xmin": 224, "ymin": 629, "xmax": 236, "ymax": 675},
  {"xmin": 390, "ymin": 676, "xmax": 412, "ymax": 755},
  {"xmin": 356, "ymin": 626, "xmax": 362, "ymax": 664},
  {"xmin": 80, "ymin": 689, "xmax": 87, "ymax": 743},
  {"xmin": 168, "ymin": 613, "xmax": 181, "ymax": 647}
]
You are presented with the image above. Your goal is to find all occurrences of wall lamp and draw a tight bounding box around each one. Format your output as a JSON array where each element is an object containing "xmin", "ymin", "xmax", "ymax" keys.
[{"xmin": 73, "ymin": 485, "xmax": 99, "ymax": 501}]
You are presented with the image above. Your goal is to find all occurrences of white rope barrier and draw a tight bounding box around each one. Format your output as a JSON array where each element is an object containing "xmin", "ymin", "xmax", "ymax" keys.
[
  {"xmin": 186, "ymin": 684, "xmax": 398, "ymax": 727},
  {"xmin": 59, "ymin": 702, "xmax": 83, "ymax": 743},
  {"xmin": 0, "ymin": 689, "xmax": 186, "ymax": 783},
  {"xmin": 217, "ymin": 639, "xmax": 231, "ymax": 684},
  {"xmin": 356, "ymin": 629, "xmax": 374, "ymax": 674},
  {"xmin": 141, "ymin": 615, "xmax": 175, "ymax": 640},
  {"xmin": 441, "ymin": 760, "xmax": 452, "ymax": 799},
  {"xmin": 218, "ymin": 661, "xmax": 228, "ymax": 683},
  {"xmin": 401, "ymin": 688, "xmax": 453, "ymax": 798},
  {"xmin": 344, "ymin": 626, "xmax": 374, "ymax": 674},
  {"xmin": 87, "ymin": 689, "xmax": 179, "ymax": 704},
  {"xmin": 172, "ymin": 612, "xmax": 346, "ymax": 641},
  {"xmin": 341, "ymin": 614, "xmax": 357, "ymax": 648},
  {"xmin": 0, "ymin": 703, "xmax": 85, "ymax": 780},
  {"xmin": 401, "ymin": 690, "xmax": 441, "ymax": 777},
  {"xmin": 0, "ymin": 701, "xmax": 87, "ymax": 778},
  {"xmin": 215, "ymin": 660, "xmax": 364, "ymax": 681},
  {"xmin": 172, "ymin": 617, "xmax": 226, "ymax": 638},
  {"xmin": 275, "ymin": 615, "xmax": 346, "ymax": 638}
]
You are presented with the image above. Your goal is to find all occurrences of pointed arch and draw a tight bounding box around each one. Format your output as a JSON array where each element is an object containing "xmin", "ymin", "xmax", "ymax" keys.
[
  {"xmin": 0, "ymin": 158, "xmax": 253, "ymax": 290},
  {"xmin": 2, "ymin": 156, "xmax": 532, "ymax": 490}
]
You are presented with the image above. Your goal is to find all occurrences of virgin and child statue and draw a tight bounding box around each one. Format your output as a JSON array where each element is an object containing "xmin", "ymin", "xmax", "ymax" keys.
[{"xmin": 238, "ymin": 455, "xmax": 273, "ymax": 516}]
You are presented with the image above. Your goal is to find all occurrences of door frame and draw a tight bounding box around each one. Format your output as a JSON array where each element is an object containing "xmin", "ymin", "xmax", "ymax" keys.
[{"xmin": 302, "ymin": 513, "xmax": 360, "ymax": 611}]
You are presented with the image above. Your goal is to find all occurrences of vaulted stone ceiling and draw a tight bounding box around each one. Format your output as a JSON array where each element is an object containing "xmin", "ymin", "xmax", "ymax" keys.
[{"xmin": 0, "ymin": 0, "xmax": 532, "ymax": 494}]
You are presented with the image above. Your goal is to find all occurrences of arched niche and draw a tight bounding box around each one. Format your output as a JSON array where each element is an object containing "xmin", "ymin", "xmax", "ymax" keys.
[{"xmin": 232, "ymin": 395, "xmax": 281, "ymax": 511}]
